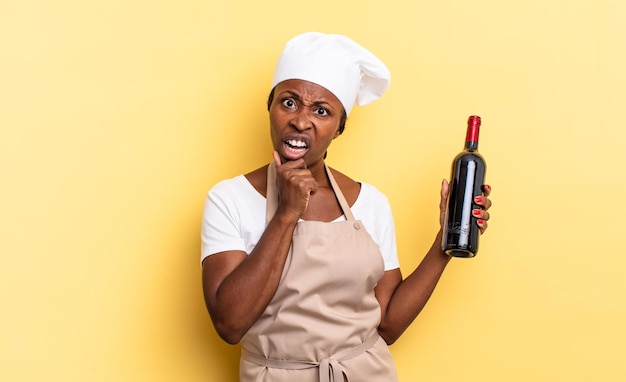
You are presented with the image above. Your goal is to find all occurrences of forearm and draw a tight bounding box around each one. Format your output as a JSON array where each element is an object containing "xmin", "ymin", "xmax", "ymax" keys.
[
  {"xmin": 378, "ymin": 230, "xmax": 451, "ymax": 344},
  {"xmin": 205, "ymin": 210, "xmax": 298, "ymax": 343}
]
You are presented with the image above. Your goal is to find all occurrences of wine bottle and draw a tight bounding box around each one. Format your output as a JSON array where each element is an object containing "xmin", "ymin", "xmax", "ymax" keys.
[{"xmin": 442, "ymin": 115, "xmax": 486, "ymax": 258}]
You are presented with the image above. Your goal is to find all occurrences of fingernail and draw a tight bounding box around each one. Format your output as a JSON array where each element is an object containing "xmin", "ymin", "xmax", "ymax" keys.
[
  {"xmin": 472, "ymin": 209, "xmax": 480, "ymax": 216},
  {"xmin": 475, "ymin": 196, "xmax": 483, "ymax": 203},
  {"xmin": 477, "ymin": 219, "xmax": 485, "ymax": 225}
]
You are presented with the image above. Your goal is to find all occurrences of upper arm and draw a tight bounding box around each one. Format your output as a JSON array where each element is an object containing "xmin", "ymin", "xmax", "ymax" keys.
[
  {"xmin": 201, "ymin": 250, "xmax": 247, "ymax": 310},
  {"xmin": 374, "ymin": 268, "xmax": 402, "ymax": 323}
]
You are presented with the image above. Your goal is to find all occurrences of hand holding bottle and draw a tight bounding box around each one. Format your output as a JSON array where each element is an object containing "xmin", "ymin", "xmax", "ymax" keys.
[
  {"xmin": 439, "ymin": 181, "xmax": 491, "ymax": 232},
  {"xmin": 474, "ymin": 185, "xmax": 492, "ymax": 234}
]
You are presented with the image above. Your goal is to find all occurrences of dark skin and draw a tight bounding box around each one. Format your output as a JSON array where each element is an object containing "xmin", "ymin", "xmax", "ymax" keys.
[{"xmin": 202, "ymin": 79, "xmax": 492, "ymax": 345}]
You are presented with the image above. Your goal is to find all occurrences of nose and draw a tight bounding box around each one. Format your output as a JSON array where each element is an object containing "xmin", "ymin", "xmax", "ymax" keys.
[{"xmin": 290, "ymin": 109, "xmax": 312, "ymax": 131}]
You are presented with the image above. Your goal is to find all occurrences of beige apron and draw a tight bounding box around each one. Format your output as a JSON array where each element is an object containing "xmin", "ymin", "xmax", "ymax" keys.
[{"xmin": 239, "ymin": 163, "xmax": 398, "ymax": 382}]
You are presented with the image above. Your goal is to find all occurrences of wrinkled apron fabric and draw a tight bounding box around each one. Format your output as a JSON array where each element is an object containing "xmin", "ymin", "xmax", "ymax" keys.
[{"xmin": 239, "ymin": 163, "xmax": 398, "ymax": 382}]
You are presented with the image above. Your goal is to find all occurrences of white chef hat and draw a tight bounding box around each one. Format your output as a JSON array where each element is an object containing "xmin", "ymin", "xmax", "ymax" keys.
[{"xmin": 271, "ymin": 32, "xmax": 391, "ymax": 116}]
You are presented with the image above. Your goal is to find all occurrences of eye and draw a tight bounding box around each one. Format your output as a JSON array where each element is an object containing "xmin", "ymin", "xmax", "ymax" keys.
[
  {"xmin": 314, "ymin": 107, "xmax": 329, "ymax": 117},
  {"xmin": 281, "ymin": 98, "xmax": 296, "ymax": 109}
]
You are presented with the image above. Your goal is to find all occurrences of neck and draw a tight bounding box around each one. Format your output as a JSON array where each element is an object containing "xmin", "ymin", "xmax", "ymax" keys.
[{"xmin": 307, "ymin": 159, "xmax": 329, "ymax": 184}]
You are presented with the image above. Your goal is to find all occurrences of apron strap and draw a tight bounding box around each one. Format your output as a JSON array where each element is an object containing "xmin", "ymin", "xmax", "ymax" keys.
[
  {"xmin": 265, "ymin": 161, "xmax": 279, "ymax": 226},
  {"xmin": 265, "ymin": 161, "xmax": 356, "ymax": 225},
  {"xmin": 324, "ymin": 163, "xmax": 356, "ymax": 222},
  {"xmin": 242, "ymin": 333, "xmax": 380, "ymax": 382}
]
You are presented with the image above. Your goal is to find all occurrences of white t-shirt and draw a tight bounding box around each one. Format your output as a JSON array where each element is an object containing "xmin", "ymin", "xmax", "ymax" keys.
[{"xmin": 201, "ymin": 174, "xmax": 400, "ymax": 271}]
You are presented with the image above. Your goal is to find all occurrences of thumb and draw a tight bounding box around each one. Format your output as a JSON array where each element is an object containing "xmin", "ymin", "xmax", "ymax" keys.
[
  {"xmin": 441, "ymin": 179, "xmax": 450, "ymax": 199},
  {"xmin": 440, "ymin": 179, "xmax": 450, "ymax": 211},
  {"xmin": 439, "ymin": 179, "xmax": 450, "ymax": 227}
]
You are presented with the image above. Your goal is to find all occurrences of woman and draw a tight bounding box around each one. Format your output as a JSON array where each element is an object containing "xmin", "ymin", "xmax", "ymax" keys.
[{"xmin": 201, "ymin": 32, "xmax": 492, "ymax": 381}]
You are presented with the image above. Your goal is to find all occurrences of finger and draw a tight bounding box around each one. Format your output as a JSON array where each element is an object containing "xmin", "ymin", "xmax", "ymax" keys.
[
  {"xmin": 441, "ymin": 179, "xmax": 450, "ymax": 197},
  {"xmin": 474, "ymin": 195, "xmax": 492, "ymax": 210},
  {"xmin": 472, "ymin": 209, "xmax": 491, "ymax": 221},
  {"xmin": 273, "ymin": 151, "xmax": 282, "ymax": 167},
  {"xmin": 440, "ymin": 179, "xmax": 449, "ymax": 206},
  {"xmin": 477, "ymin": 219, "xmax": 488, "ymax": 234},
  {"xmin": 481, "ymin": 184, "xmax": 492, "ymax": 197},
  {"xmin": 439, "ymin": 179, "xmax": 450, "ymax": 227},
  {"xmin": 278, "ymin": 158, "xmax": 308, "ymax": 171}
]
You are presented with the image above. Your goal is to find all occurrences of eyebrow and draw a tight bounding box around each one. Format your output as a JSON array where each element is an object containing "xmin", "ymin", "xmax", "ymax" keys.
[{"xmin": 279, "ymin": 90, "xmax": 333, "ymax": 107}]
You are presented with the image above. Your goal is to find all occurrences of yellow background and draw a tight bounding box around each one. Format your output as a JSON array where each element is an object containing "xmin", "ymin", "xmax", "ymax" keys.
[{"xmin": 2, "ymin": 0, "xmax": 625, "ymax": 381}]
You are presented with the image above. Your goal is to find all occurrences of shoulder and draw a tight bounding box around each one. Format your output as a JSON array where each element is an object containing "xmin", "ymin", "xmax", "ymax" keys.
[
  {"xmin": 208, "ymin": 174, "xmax": 262, "ymax": 211},
  {"xmin": 327, "ymin": 167, "xmax": 356, "ymax": 185},
  {"xmin": 328, "ymin": 167, "xmax": 361, "ymax": 206},
  {"xmin": 326, "ymin": 166, "xmax": 391, "ymax": 209},
  {"xmin": 210, "ymin": 164, "xmax": 268, "ymax": 197},
  {"xmin": 243, "ymin": 164, "xmax": 269, "ymax": 198},
  {"xmin": 354, "ymin": 182, "xmax": 392, "ymax": 211},
  {"xmin": 210, "ymin": 175, "xmax": 250, "ymax": 195},
  {"xmin": 204, "ymin": 173, "xmax": 266, "ymax": 228}
]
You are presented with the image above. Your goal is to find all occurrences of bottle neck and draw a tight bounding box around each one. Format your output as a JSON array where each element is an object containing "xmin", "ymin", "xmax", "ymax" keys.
[
  {"xmin": 465, "ymin": 141, "xmax": 479, "ymax": 151},
  {"xmin": 464, "ymin": 115, "xmax": 481, "ymax": 152}
]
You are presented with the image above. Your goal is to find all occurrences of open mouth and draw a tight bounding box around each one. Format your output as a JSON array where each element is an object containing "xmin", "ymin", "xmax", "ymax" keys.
[
  {"xmin": 286, "ymin": 139, "xmax": 307, "ymax": 151},
  {"xmin": 282, "ymin": 138, "xmax": 309, "ymax": 160}
]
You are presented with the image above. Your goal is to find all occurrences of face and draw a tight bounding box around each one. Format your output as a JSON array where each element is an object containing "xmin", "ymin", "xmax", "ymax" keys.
[{"xmin": 269, "ymin": 79, "xmax": 344, "ymax": 166}]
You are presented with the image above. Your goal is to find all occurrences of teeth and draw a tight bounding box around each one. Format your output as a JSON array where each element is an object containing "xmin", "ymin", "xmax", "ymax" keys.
[{"xmin": 287, "ymin": 139, "xmax": 307, "ymax": 148}]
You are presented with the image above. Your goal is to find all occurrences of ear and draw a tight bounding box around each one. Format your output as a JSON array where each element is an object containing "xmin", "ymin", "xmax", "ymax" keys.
[{"xmin": 333, "ymin": 128, "xmax": 342, "ymax": 139}]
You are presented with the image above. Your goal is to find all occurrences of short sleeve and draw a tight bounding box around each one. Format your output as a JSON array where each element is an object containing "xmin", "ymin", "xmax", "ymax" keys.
[
  {"xmin": 201, "ymin": 180, "xmax": 247, "ymax": 264},
  {"xmin": 200, "ymin": 175, "xmax": 268, "ymax": 265},
  {"xmin": 352, "ymin": 183, "xmax": 400, "ymax": 271}
]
